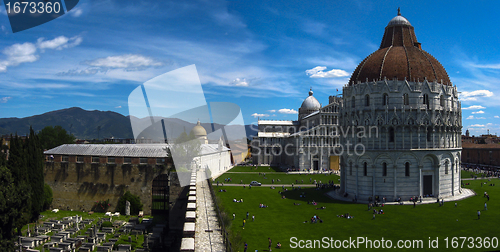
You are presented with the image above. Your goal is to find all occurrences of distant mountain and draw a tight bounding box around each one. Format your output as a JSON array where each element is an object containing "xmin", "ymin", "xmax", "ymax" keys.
[{"xmin": 0, "ymin": 107, "xmax": 258, "ymax": 140}]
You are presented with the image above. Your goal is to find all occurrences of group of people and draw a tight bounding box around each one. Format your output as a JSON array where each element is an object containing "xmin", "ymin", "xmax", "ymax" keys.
[
  {"xmin": 259, "ymin": 203, "xmax": 268, "ymax": 208},
  {"xmin": 337, "ymin": 213, "xmax": 353, "ymax": 219},
  {"xmin": 233, "ymin": 198, "xmax": 243, "ymax": 203}
]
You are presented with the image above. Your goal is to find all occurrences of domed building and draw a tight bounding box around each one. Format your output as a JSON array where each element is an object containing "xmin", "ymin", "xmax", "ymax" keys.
[
  {"xmin": 191, "ymin": 120, "xmax": 208, "ymax": 144},
  {"xmin": 253, "ymin": 10, "xmax": 462, "ymax": 202},
  {"xmin": 339, "ymin": 10, "xmax": 462, "ymax": 200}
]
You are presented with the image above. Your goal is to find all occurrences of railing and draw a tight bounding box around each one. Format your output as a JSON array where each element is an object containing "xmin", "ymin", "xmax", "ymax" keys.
[{"xmin": 207, "ymin": 179, "xmax": 233, "ymax": 252}]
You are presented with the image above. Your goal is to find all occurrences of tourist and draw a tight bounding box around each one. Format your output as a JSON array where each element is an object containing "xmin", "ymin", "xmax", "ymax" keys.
[
  {"xmin": 477, "ymin": 210, "xmax": 481, "ymax": 219},
  {"xmin": 233, "ymin": 213, "xmax": 235, "ymax": 220},
  {"xmin": 243, "ymin": 219, "xmax": 245, "ymax": 229},
  {"xmin": 269, "ymin": 238, "xmax": 272, "ymax": 251},
  {"xmin": 244, "ymin": 242, "xmax": 248, "ymax": 252},
  {"xmin": 484, "ymin": 203, "xmax": 487, "ymax": 211},
  {"xmin": 246, "ymin": 212, "xmax": 249, "ymax": 219},
  {"xmin": 276, "ymin": 242, "xmax": 282, "ymax": 249},
  {"xmin": 252, "ymin": 215, "xmax": 255, "ymax": 222}
]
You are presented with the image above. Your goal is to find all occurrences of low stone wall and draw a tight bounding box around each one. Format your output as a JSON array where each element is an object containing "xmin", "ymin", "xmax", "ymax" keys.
[{"xmin": 44, "ymin": 161, "xmax": 169, "ymax": 214}]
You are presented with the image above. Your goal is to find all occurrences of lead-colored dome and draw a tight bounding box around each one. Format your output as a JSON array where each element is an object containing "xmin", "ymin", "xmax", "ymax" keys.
[
  {"xmin": 191, "ymin": 120, "xmax": 207, "ymax": 137},
  {"xmin": 300, "ymin": 89, "xmax": 321, "ymax": 111},
  {"xmin": 349, "ymin": 10, "xmax": 451, "ymax": 86}
]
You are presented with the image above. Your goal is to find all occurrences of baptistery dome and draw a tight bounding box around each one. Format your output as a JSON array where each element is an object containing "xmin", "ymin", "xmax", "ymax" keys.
[
  {"xmin": 349, "ymin": 9, "xmax": 451, "ymax": 86},
  {"xmin": 300, "ymin": 89, "xmax": 321, "ymax": 111}
]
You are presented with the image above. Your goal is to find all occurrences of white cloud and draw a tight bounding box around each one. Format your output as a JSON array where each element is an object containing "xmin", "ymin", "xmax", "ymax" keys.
[
  {"xmin": 472, "ymin": 110, "xmax": 485, "ymax": 114},
  {"xmin": 476, "ymin": 117, "xmax": 486, "ymax": 119},
  {"xmin": 495, "ymin": 116, "xmax": 500, "ymax": 119},
  {"xmin": 306, "ymin": 66, "xmax": 349, "ymax": 78},
  {"xmin": 115, "ymin": 105, "xmax": 122, "ymax": 108},
  {"xmin": 470, "ymin": 124, "xmax": 485, "ymax": 127},
  {"xmin": 278, "ymin": 108, "xmax": 298, "ymax": 114},
  {"xmin": 37, "ymin": 36, "xmax": 82, "ymax": 50},
  {"xmin": 84, "ymin": 54, "xmax": 163, "ymax": 70},
  {"xmin": 460, "ymin": 90, "xmax": 494, "ymax": 101},
  {"xmin": 268, "ymin": 110, "xmax": 276, "ymax": 113},
  {"xmin": 462, "ymin": 105, "xmax": 486, "ymax": 110},
  {"xmin": 466, "ymin": 115, "xmax": 474, "ymax": 120},
  {"xmin": 230, "ymin": 78, "xmax": 249, "ymax": 87},
  {"xmin": 71, "ymin": 7, "xmax": 83, "ymax": 17},
  {"xmin": 251, "ymin": 113, "xmax": 269, "ymax": 118},
  {"xmin": 0, "ymin": 42, "xmax": 38, "ymax": 72},
  {"xmin": 0, "ymin": 97, "xmax": 11, "ymax": 103}
]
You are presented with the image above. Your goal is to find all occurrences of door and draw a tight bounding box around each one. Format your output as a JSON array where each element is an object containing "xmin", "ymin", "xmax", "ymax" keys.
[
  {"xmin": 313, "ymin": 160, "xmax": 319, "ymax": 170},
  {"xmin": 423, "ymin": 175, "xmax": 432, "ymax": 196}
]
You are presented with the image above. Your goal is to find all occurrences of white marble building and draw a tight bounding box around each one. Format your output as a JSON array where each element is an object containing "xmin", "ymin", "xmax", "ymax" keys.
[{"xmin": 253, "ymin": 10, "xmax": 462, "ymax": 201}]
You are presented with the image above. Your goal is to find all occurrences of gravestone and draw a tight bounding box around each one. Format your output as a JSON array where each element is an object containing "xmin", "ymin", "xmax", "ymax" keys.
[{"xmin": 126, "ymin": 201, "xmax": 131, "ymax": 216}]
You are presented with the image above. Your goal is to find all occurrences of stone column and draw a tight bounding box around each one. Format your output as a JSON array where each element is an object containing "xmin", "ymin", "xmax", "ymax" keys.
[
  {"xmin": 419, "ymin": 166, "xmax": 423, "ymax": 197},
  {"xmin": 393, "ymin": 164, "xmax": 397, "ymax": 200}
]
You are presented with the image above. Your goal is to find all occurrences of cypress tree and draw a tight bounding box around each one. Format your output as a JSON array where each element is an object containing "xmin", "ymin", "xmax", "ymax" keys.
[{"xmin": 26, "ymin": 127, "xmax": 45, "ymax": 221}]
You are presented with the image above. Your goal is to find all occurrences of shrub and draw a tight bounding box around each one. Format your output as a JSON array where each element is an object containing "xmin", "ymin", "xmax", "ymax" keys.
[
  {"xmin": 101, "ymin": 221, "xmax": 113, "ymax": 228},
  {"xmin": 43, "ymin": 184, "xmax": 53, "ymax": 210},
  {"xmin": 91, "ymin": 199, "xmax": 110, "ymax": 213},
  {"xmin": 115, "ymin": 191, "xmax": 143, "ymax": 215}
]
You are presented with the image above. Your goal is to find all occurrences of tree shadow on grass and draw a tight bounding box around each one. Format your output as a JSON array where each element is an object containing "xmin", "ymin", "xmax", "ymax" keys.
[{"xmin": 281, "ymin": 187, "xmax": 355, "ymax": 205}]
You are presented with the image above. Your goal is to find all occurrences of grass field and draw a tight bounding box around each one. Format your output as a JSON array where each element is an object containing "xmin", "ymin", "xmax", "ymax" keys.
[
  {"xmin": 228, "ymin": 165, "xmax": 282, "ymax": 173},
  {"xmin": 215, "ymin": 178, "xmax": 500, "ymax": 251},
  {"xmin": 215, "ymin": 172, "xmax": 340, "ymax": 185}
]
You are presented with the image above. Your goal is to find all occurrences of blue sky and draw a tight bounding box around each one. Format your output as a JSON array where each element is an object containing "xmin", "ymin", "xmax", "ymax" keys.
[{"xmin": 0, "ymin": 0, "xmax": 499, "ymax": 136}]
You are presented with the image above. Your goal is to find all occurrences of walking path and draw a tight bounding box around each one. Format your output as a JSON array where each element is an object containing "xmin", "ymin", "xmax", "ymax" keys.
[{"xmin": 195, "ymin": 171, "xmax": 225, "ymax": 252}]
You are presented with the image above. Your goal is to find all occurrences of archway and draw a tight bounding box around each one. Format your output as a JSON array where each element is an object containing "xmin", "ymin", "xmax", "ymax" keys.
[{"xmin": 151, "ymin": 173, "xmax": 169, "ymax": 214}]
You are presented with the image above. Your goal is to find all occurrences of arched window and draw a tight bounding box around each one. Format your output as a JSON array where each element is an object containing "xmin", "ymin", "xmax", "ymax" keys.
[
  {"xmin": 383, "ymin": 93, "xmax": 389, "ymax": 105},
  {"xmin": 451, "ymin": 98, "xmax": 454, "ymax": 108},
  {"xmin": 349, "ymin": 162, "xmax": 353, "ymax": 176},
  {"xmin": 423, "ymin": 94, "xmax": 429, "ymax": 105},
  {"xmin": 365, "ymin": 95, "xmax": 370, "ymax": 106},
  {"xmin": 403, "ymin": 93, "xmax": 409, "ymax": 105},
  {"xmin": 363, "ymin": 162, "xmax": 367, "ymax": 176},
  {"xmin": 389, "ymin": 127, "xmax": 395, "ymax": 142},
  {"xmin": 440, "ymin": 95, "xmax": 445, "ymax": 107},
  {"xmin": 405, "ymin": 162, "xmax": 410, "ymax": 177},
  {"xmin": 351, "ymin": 96, "xmax": 355, "ymax": 108},
  {"xmin": 445, "ymin": 161, "xmax": 449, "ymax": 174},
  {"xmin": 427, "ymin": 128, "xmax": 432, "ymax": 142},
  {"xmin": 382, "ymin": 162, "xmax": 387, "ymax": 176}
]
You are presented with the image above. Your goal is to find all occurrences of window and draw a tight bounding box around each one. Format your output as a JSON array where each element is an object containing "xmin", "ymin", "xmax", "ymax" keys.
[
  {"xmin": 451, "ymin": 98, "xmax": 454, "ymax": 108},
  {"xmin": 351, "ymin": 96, "xmax": 355, "ymax": 108},
  {"xmin": 363, "ymin": 162, "xmax": 367, "ymax": 176},
  {"xmin": 445, "ymin": 161, "xmax": 449, "ymax": 174},
  {"xmin": 77, "ymin": 156, "xmax": 84, "ymax": 163},
  {"xmin": 92, "ymin": 156, "xmax": 100, "ymax": 163},
  {"xmin": 403, "ymin": 93, "xmax": 409, "ymax": 105},
  {"xmin": 140, "ymin": 158, "xmax": 148, "ymax": 164},
  {"xmin": 62, "ymin": 156, "xmax": 69, "ymax": 162},
  {"xmin": 382, "ymin": 93, "xmax": 389, "ymax": 106},
  {"xmin": 382, "ymin": 163, "xmax": 387, "ymax": 176},
  {"xmin": 124, "ymin": 157, "xmax": 131, "ymax": 164},
  {"xmin": 365, "ymin": 95, "xmax": 370, "ymax": 106},
  {"xmin": 405, "ymin": 162, "xmax": 410, "ymax": 177},
  {"xmin": 427, "ymin": 128, "xmax": 432, "ymax": 142},
  {"xmin": 440, "ymin": 95, "xmax": 445, "ymax": 107},
  {"xmin": 157, "ymin": 158, "xmax": 165, "ymax": 164},
  {"xmin": 108, "ymin": 157, "xmax": 116, "ymax": 164},
  {"xmin": 389, "ymin": 127, "xmax": 395, "ymax": 142}
]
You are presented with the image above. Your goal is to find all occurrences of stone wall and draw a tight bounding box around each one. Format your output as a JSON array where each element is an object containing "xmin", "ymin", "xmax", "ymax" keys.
[{"xmin": 44, "ymin": 161, "xmax": 169, "ymax": 215}]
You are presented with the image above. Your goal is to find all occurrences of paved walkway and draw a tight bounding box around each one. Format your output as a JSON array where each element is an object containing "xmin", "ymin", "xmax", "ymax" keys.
[{"xmin": 195, "ymin": 171, "xmax": 225, "ymax": 252}]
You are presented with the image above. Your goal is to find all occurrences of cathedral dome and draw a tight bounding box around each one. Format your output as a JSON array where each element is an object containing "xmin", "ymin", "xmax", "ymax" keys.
[
  {"xmin": 300, "ymin": 89, "xmax": 321, "ymax": 111},
  {"xmin": 349, "ymin": 9, "xmax": 451, "ymax": 86},
  {"xmin": 191, "ymin": 120, "xmax": 207, "ymax": 137}
]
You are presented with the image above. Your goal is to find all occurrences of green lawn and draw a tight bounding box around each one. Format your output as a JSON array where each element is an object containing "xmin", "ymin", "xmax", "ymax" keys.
[
  {"xmin": 228, "ymin": 165, "xmax": 282, "ymax": 173},
  {"xmin": 215, "ymin": 178, "xmax": 500, "ymax": 251},
  {"xmin": 215, "ymin": 172, "xmax": 340, "ymax": 185}
]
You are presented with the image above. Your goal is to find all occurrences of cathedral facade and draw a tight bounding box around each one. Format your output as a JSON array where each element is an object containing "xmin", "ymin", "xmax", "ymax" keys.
[{"xmin": 252, "ymin": 10, "xmax": 462, "ymax": 200}]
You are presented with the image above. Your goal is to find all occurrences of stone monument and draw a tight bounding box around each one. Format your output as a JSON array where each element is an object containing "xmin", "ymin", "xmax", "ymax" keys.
[{"xmin": 126, "ymin": 201, "xmax": 131, "ymax": 216}]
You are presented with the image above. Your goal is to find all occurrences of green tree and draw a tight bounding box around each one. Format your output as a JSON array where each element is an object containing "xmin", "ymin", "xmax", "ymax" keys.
[
  {"xmin": 26, "ymin": 127, "xmax": 45, "ymax": 221},
  {"xmin": 38, "ymin": 125, "xmax": 75, "ymax": 150},
  {"xmin": 0, "ymin": 166, "xmax": 29, "ymax": 250},
  {"xmin": 6, "ymin": 135, "xmax": 32, "ymax": 234},
  {"xmin": 43, "ymin": 184, "xmax": 53, "ymax": 210},
  {"xmin": 115, "ymin": 191, "xmax": 143, "ymax": 215}
]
